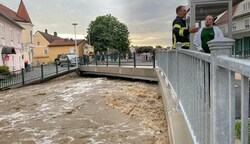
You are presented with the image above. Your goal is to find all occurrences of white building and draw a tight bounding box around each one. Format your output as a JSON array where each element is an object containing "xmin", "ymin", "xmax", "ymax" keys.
[{"xmin": 216, "ymin": 0, "xmax": 250, "ymax": 58}]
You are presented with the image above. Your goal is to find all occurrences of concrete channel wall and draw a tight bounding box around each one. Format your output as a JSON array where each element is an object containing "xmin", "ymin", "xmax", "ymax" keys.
[{"xmin": 79, "ymin": 65, "xmax": 192, "ymax": 144}]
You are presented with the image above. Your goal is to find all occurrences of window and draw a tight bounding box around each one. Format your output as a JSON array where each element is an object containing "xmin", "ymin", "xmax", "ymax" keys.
[
  {"xmin": 245, "ymin": 19, "xmax": 249, "ymax": 29},
  {"xmin": 43, "ymin": 48, "xmax": 48, "ymax": 55},
  {"xmin": 70, "ymin": 47, "xmax": 75, "ymax": 53},
  {"xmin": 37, "ymin": 42, "xmax": 40, "ymax": 46},
  {"xmin": 232, "ymin": 23, "xmax": 236, "ymax": 31},
  {"xmin": 243, "ymin": 2, "xmax": 250, "ymax": 11},
  {"xmin": 0, "ymin": 23, "xmax": 4, "ymax": 39},
  {"xmin": 17, "ymin": 32, "xmax": 20, "ymax": 44},
  {"xmin": 10, "ymin": 28, "xmax": 14, "ymax": 42},
  {"xmin": 30, "ymin": 31, "xmax": 33, "ymax": 43}
]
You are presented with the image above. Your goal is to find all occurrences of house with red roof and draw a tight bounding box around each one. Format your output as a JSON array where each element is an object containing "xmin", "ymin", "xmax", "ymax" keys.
[
  {"xmin": 48, "ymin": 38, "xmax": 87, "ymax": 63},
  {"xmin": 215, "ymin": 0, "xmax": 250, "ymax": 58},
  {"xmin": 33, "ymin": 29, "xmax": 88, "ymax": 65},
  {"xmin": 33, "ymin": 29, "xmax": 62, "ymax": 65},
  {"xmin": 0, "ymin": 0, "xmax": 34, "ymax": 70}
]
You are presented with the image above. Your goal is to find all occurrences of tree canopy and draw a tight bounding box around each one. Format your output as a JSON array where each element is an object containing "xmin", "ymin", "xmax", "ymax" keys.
[{"xmin": 87, "ymin": 14, "xmax": 130, "ymax": 53}]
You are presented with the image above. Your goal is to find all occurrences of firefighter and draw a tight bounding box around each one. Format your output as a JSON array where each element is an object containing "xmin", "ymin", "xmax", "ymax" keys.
[{"xmin": 172, "ymin": 5, "xmax": 199, "ymax": 49}]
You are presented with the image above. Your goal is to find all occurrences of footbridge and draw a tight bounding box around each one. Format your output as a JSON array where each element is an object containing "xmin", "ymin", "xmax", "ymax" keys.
[{"xmin": 79, "ymin": 37, "xmax": 250, "ymax": 144}]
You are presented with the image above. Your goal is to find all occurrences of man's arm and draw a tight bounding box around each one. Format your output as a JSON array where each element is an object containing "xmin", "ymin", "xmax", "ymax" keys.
[
  {"xmin": 172, "ymin": 20, "xmax": 190, "ymax": 37},
  {"xmin": 193, "ymin": 30, "xmax": 203, "ymax": 51}
]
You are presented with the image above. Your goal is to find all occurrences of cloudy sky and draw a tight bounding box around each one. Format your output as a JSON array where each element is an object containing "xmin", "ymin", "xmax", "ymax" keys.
[{"xmin": 1, "ymin": 0, "xmax": 188, "ymax": 47}]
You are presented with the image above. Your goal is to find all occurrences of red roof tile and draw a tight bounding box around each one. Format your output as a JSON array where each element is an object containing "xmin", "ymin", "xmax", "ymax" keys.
[
  {"xmin": 48, "ymin": 39, "xmax": 86, "ymax": 47},
  {"xmin": 215, "ymin": 5, "xmax": 237, "ymax": 25},
  {"xmin": 38, "ymin": 31, "xmax": 62, "ymax": 43},
  {"xmin": 0, "ymin": 1, "xmax": 31, "ymax": 23},
  {"xmin": 17, "ymin": 0, "xmax": 32, "ymax": 23}
]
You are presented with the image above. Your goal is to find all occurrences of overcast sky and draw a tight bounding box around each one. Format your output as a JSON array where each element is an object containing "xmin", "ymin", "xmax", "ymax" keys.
[{"xmin": 1, "ymin": 0, "xmax": 188, "ymax": 47}]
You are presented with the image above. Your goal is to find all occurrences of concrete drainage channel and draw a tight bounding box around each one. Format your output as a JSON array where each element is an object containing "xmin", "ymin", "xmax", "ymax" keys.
[{"xmin": 79, "ymin": 66, "xmax": 192, "ymax": 144}]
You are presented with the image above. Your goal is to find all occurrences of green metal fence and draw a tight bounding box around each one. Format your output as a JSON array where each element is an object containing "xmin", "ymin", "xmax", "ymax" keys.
[
  {"xmin": 84, "ymin": 52, "xmax": 155, "ymax": 68},
  {"xmin": 0, "ymin": 61, "xmax": 74, "ymax": 90}
]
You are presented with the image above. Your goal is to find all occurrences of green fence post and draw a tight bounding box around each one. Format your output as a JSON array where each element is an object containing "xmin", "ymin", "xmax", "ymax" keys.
[
  {"xmin": 41, "ymin": 64, "xmax": 44, "ymax": 79},
  {"xmin": 56, "ymin": 64, "xmax": 58, "ymax": 74},
  {"xmin": 153, "ymin": 50, "xmax": 155, "ymax": 68},
  {"xmin": 118, "ymin": 52, "xmax": 121, "ymax": 67},
  {"xmin": 133, "ymin": 52, "xmax": 136, "ymax": 68},
  {"xmin": 87, "ymin": 56, "xmax": 89, "ymax": 66},
  {"xmin": 106, "ymin": 54, "xmax": 109, "ymax": 66},
  {"xmin": 95, "ymin": 55, "xmax": 98, "ymax": 66},
  {"xmin": 21, "ymin": 68, "xmax": 25, "ymax": 85},
  {"xmin": 67, "ymin": 58, "xmax": 70, "ymax": 71}
]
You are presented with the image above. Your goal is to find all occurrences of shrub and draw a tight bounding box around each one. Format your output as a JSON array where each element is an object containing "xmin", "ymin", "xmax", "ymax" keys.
[
  {"xmin": 235, "ymin": 120, "xmax": 250, "ymax": 142},
  {"xmin": 0, "ymin": 66, "xmax": 9, "ymax": 73}
]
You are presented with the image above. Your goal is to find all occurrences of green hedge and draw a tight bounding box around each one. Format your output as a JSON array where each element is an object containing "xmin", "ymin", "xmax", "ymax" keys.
[
  {"xmin": 235, "ymin": 120, "xmax": 250, "ymax": 142},
  {"xmin": 0, "ymin": 66, "xmax": 9, "ymax": 73}
]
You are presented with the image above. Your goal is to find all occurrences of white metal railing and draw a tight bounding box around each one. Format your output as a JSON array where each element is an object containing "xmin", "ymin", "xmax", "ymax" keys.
[{"xmin": 156, "ymin": 37, "xmax": 250, "ymax": 144}]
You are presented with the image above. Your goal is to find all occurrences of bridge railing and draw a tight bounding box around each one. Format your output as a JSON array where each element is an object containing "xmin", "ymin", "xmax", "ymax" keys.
[
  {"xmin": 83, "ymin": 52, "xmax": 155, "ymax": 68},
  {"xmin": 156, "ymin": 37, "xmax": 250, "ymax": 144},
  {"xmin": 0, "ymin": 62, "xmax": 74, "ymax": 89}
]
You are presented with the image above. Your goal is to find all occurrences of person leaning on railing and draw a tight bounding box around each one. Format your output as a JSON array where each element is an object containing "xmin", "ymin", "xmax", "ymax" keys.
[
  {"xmin": 193, "ymin": 15, "xmax": 224, "ymax": 53},
  {"xmin": 172, "ymin": 5, "xmax": 199, "ymax": 49}
]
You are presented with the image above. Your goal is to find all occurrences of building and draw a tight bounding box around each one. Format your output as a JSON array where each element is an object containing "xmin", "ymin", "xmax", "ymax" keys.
[
  {"xmin": 33, "ymin": 30, "xmax": 62, "ymax": 66},
  {"xmin": 0, "ymin": 0, "xmax": 34, "ymax": 69},
  {"xmin": 216, "ymin": 0, "xmax": 250, "ymax": 58},
  {"xmin": 0, "ymin": 12, "xmax": 24, "ymax": 71},
  {"xmin": 15, "ymin": 0, "xmax": 34, "ymax": 65},
  {"xmin": 48, "ymin": 38, "xmax": 87, "ymax": 63}
]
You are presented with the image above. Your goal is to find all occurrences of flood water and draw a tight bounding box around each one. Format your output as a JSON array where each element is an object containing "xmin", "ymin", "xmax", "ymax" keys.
[{"xmin": 0, "ymin": 73, "xmax": 169, "ymax": 144}]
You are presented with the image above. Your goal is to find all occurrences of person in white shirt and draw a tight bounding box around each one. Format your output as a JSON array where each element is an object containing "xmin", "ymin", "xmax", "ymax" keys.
[{"xmin": 193, "ymin": 15, "xmax": 224, "ymax": 53}]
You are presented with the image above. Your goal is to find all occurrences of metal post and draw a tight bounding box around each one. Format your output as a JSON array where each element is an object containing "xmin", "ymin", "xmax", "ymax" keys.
[
  {"xmin": 176, "ymin": 42, "xmax": 182, "ymax": 107},
  {"xmin": 190, "ymin": 1, "xmax": 196, "ymax": 50},
  {"xmin": 95, "ymin": 54, "xmax": 98, "ymax": 66},
  {"xmin": 153, "ymin": 50, "xmax": 155, "ymax": 68},
  {"xmin": 118, "ymin": 52, "xmax": 121, "ymax": 67},
  {"xmin": 67, "ymin": 58, "xmax": 70, "ymax": 71},
  {"xmin": 56, "ymin": 64, "xmax": 58, "ymax": 74},
  {"xmin": 41, "ymin": 64, "xmax": 44, "ymax": 79},
  {"xmin": 21, "ymin": 68, "xmax": 25, "ymax": 85},
  {"xmin": 208, "ymin": 37, "xmax": 235, "ymax": 144},
  {"xmin": 133, "ymin": 52, "xmax": 136, "ymax": 68},
  {"xmin": 72, "ymin": 23, "xmax": 78, "ymax": 68},
  {"xmin": 106, "ymin": 54, "xmax": 108, "ymax": 66}
]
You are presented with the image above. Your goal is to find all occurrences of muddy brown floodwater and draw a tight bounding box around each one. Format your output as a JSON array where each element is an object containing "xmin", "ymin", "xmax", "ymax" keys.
[{"xmin": 0, "ymin": 73, "xmax": 169, "ymax": 144}]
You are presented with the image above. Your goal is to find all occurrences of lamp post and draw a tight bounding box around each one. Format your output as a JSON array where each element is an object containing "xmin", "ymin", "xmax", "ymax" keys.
[
  {"xmin": 88, "ymin": 31, "xmax": 91, "ymax": 45},
  {"xmin": 72, "ymin": 23, "xmax": 78, "ymax": 67}
]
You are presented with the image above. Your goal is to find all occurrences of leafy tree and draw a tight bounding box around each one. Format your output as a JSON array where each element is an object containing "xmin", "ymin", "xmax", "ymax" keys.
[
  {"xmin": 87, "ymin": 14, "xmax": 130, "ymax": 53},
  {"xmin": 155, "ymin": 45, "xmax": 163, "ymax": 49}
]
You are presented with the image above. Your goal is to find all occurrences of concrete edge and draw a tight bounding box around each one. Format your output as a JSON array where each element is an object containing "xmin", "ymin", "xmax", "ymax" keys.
[
  {"xmin": 79, "ymin": 66, "xmax": 157, "ymax": 82},
  {"xmin": 155, "ymin": 68, "xmax": 193, "ymax": 144}
]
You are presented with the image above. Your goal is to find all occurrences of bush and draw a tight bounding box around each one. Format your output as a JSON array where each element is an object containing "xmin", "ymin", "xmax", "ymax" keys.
[
  {"xmin": 0, "ymin": 66, "xmax": 9, "ymax": 73},
  {"xmin": 235, "ymin": 120, "xmax": 250, "ymax": 142}
]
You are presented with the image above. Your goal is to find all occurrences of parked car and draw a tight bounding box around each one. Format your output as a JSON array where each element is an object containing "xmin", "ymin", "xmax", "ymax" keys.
[{"xmin": 57, "ymin": 54, "xmax": 79, "ymax": 67}]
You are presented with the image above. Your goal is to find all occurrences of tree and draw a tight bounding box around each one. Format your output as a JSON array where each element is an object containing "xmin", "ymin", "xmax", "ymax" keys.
[
  {"xmin": 87, "ymin": 14, "xmax": 130, "ymax": 53},
  {"xmin": 155, "ymin": 45, "xmax": 163, "ymax": 49}
]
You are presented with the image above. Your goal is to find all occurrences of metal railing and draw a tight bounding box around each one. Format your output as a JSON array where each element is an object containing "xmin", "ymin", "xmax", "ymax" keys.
[
  {"xmin": 156, "ymin": 37, "xmax": 250, "ymax": 144},
  {"xmin": 0, "ymin": 61, "xmax": 75, "ymax": 89},
  {"xmin": 83, "ymin": 52, "xmax": 155, "ymax": 68}
]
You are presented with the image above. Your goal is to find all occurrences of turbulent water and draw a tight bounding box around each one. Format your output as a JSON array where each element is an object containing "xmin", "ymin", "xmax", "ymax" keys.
[{"xmin": 0, "ymin": 73, "xmax": 169, "ymax": 144}]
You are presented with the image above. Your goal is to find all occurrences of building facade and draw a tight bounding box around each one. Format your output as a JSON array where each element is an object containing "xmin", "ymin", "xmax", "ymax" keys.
[
  {"xmin": 0, "ymin": 13, "xmax": 24, "ymax": 71},
  {"xmin": 48, "ymin": 39, "xmax": 87, "ymax": 62},
  {"xmin": 216, "ymin": 0, "xmax": 250, "ymax": 58},
  {"xmin": 0, "ymin": 0, "xmax": 34, "ymax": 70},
  {"xmin": 33, "ymin": 30, "xmax": 61, "ymax": 66}
]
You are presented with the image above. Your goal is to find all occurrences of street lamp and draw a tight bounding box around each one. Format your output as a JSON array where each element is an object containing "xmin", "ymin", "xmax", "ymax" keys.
[{"xmin": 72, "ymin": 23, "xmax": 78, "ymax": 67}]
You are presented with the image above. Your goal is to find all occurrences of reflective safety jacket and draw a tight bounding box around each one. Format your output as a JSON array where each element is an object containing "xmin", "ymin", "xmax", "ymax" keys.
[{"xmin": 172, "ymin": 16, "xmax": 190, "ymax": 49}]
